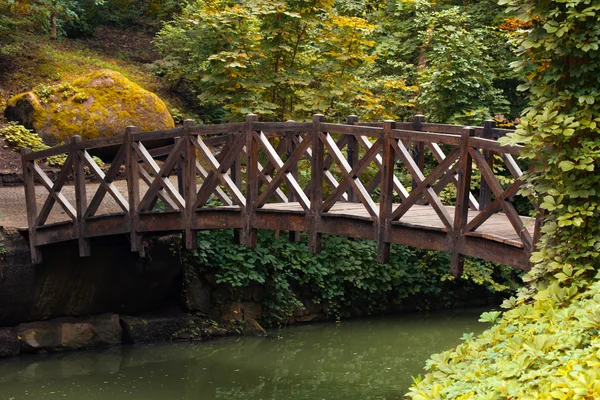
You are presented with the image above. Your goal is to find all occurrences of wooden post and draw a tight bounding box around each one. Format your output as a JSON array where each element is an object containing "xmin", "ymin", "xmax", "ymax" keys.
[
  {"xmin": 244, "ymin": 114, "xmax": 258, "ymax": 248},
  {"xmin": 412, "ymin": 115, "xmax": 426, "ymax": 191},
  {"xmin": 72, "ymin": 135, "xmax": 91, "ymax": 257},
  {"xmin": 377, "ymin": 120, "xmax": 396, "ymax": 263},
  {"xmin": 346, "ymin": 115, "xmax": 359, "ymax": 202},
  {"xmin": 183, "ymin": 119, "xmax": 197, "ymax": 250},
  {"xmin": 451, "ymin": 127, "xmax": 475, "ymax": 276},
  {"xmin": 21, "ymin": 148, "xmax": 42, "ymax": 264},
  {"xmin": 479, "ymin": 120, "xmax": 496, "ymax": 210},
  {"xmin": 125, "ymin": 126, "xmax": 143, "ymax": 255},
  {"xmin": 310, "ymin": 114, "xmax": 325, "ymax": 253},
  {"xmin": 231, "ymin": 130, "xmax": 244, "ymax": 245},
  {"xmin": 286, "ymin": 120, "xmax": 300, "ymax": 243}
]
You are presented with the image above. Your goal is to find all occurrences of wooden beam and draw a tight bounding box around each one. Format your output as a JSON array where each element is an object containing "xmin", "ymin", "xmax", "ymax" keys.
[
  {"xmin": 183, "ymin": 119, "xmax": 198, "ymax": 249},
  {"xmin": 21, "ymin": 148, "xmax": 42, "ymax": 264},
  {"xmin": 244, "ymin": 114, "xmax": 259, "ymax": 248},
  {"xmin": 451, "ymin": 127, "xmax": 475, "ymax": 277},
  {"xmin": 72, "ymin": 136, "xmax": 90, "ymax": 257},
  {"xmin": 377, "ymin": 120, "xmax": 395, "ymax": 263},
  {"xmin": 346, "ymin": 115, "xmax": 359, "ymax": 202},
  {"xmin": 125, "ymin": 126, "xmax": 143, "ymax": 254},
  {"xmin": 310, "ymin": 114, "xmax": 325, "ymax": 253}
]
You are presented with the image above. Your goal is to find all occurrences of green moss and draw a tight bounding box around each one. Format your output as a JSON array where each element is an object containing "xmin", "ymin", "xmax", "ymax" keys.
[{"xmin": 5, "ymin": 70, "xmax": 174, "ymax": 142}]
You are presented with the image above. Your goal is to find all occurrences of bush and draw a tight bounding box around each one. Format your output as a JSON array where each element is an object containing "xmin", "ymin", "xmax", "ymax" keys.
[
  {"xmin": 181, "ymin": 229, "xmax": 521, "ymax": 325},
  {"xmin": 408, "ymin": 0, "xmax": 600, "ymax": 397},
  {"xmin": 0, "ymin": 122, "xmax": 102, "ymax": 167},
  {"xmin": 408, "ymin": 277, "xmax": 600, "ymax": 399}
]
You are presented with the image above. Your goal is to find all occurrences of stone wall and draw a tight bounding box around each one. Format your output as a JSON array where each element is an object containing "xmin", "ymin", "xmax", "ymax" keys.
[{"xmin": 0, "ymin": 229, "xmax": 182, "ymax": 326}]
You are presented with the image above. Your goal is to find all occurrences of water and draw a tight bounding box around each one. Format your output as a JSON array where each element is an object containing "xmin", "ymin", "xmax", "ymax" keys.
[{"xmin": 0, "ymin": 309, "xmax": 488, "ymax": 400}]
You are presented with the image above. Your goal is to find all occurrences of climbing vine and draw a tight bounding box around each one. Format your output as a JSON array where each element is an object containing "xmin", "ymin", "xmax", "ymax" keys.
[
  {"xmin": 408, "ymin": 1, "xmax": 600, "ymax": 398},
  {"xmin": 499, "ymin": 0, "xmax": 600, "ymax": 288},
  {"xmin": 182, "ymin": 229, "xmax": 520, "ymax": 325}
]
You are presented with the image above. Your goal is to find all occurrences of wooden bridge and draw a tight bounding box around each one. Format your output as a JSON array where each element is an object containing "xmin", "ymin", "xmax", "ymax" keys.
[{"xmin": 19, "ymin": 114, "xmax": 541, "ymax": 275}]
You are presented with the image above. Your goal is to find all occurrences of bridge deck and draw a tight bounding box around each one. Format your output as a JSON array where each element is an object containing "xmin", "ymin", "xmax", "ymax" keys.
[
  {"xmin": 1, "ymin": 182, "xmax": 533, "ymax": 250},
  {"xmin": 262, "ymin": 202, "xmax": 534, "ymax": 249}
]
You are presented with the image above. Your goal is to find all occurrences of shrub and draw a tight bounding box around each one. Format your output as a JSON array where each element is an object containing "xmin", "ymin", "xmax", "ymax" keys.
[
  {"xmin": 408, "ymin": 0, "xmax": 600, "ymax": 397},
  {"xmin": 181, "ymin": 229, "xmax": 520, "ymax": 325},
  {"xmin": 0, "ymin": 122, "xmax": 103, "ymax": 167}
]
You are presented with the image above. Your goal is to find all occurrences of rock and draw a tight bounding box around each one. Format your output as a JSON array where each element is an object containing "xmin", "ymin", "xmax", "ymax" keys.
[
  {"xmin": 250, "ymin": 284, "xmax": 265, "ymax": 302},
  {"xmin": 185, "ymin": 276, "xmax": 211, "ymax": 314},
  {"xmin": 293, "ymin": 306, "xmax": 306, "ymax": 317},
  {"xmin": 121, "ymin": 314, "xmax": 188, "ymax": 343},
  {"xmin": 295, "ymin": 314, "xmax": 317, "ymax": 323},
  {"xmin": 4, "ymin": 70, "xmax": 174, "ymax": 144},
  {"xmin": 244, "ymin": 318, "xmax": 267, "ymax": 337},
  {"xmin": 0, "ymin": 232, "xmax": 181, "ymax": 327},
  {"xmin": 304, "ymin": 299, "xmax": 325, "ymax": 315},
  {"xmin": 242, "ymin": 302, "xmax": 262, "ymax": 321},
  {"xmin": 220, "ymin": 302, "xmax": 243, "ymax": 322},
  {"xmin": 18, "ymin": 314, "xmax": 122, "ymax": 353},
  {"xmin": 212, "ymin": 287, "xmax": 232, "ymax": 305},
  {"xmin": 120, "ymin": 313, "xmax": 230, "ymax": 343},
  {"xmin": 0, "ymin": 327, "xmax": 19, "ymax": 358}
]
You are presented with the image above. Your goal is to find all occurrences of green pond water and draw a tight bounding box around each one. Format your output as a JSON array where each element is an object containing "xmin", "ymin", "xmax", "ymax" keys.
[{"xmin": 0, "ymin": 309, "xmax": 489, "ymax": 400}]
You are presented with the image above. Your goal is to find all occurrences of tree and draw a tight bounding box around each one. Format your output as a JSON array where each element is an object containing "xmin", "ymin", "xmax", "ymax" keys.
[
  {"xmin": 2, "ymin": 0, "xmax": 90, "ymax": 39},
  {"xmin": 414, "ymin": 1, "xmax": 509, "ymax": 124},
  {"xmin": 154, "ymin": 0, "xmax": 412, "ymax": 121}
]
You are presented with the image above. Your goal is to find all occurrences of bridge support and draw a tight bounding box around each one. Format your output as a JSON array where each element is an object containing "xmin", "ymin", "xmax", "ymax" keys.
[
  {"xmin": 377, "ymin": 120, "xmax": 396, "ymax": 264},
  {"xmin": 451, "ymin": 127, "xmax": 475, "ymax": 276},
  {"xmin": 125, "ymin": 126, "xmax": 144, "ymax": 257},
  {"xmin": 72, "ymin": 135, "xmax": 91, "ymax": 257},
  {"xmin": 309, "ymin": 114, "xmax": 325, "ymax": 254},
  {"xmin": 244, "ymin": 114, "xmax": 259, "ymax": 248}
]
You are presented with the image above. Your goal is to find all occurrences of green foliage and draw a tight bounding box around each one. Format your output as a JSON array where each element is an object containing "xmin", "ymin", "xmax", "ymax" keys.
[
  {"xmin": 0, "ymin": 122, "xmax": 48, "ymax": 152},
  {"xmin": 408, "ymin": 277, "xmax": 600, "ymax": 399},
  {"xmin": 409, "ymin": 0, "xmax": 600, "ymax": 397},
  {"xmin": 414, "ymin": 3, "xmax": 510, "ymax": 124},
  {"xmin": 499, "ymin": 0, "xmax": 600, "ymax": 289},
  {"xmin": 65, "ymin": 0, "xmax": 182, "ymax": 38},
  {"xmin": 182, "ymin": 229, "xmax": 520, "ymax": 325},
  {"xmin": 0, "ymin": 230, "xmax": 5, "ymax": 260},
  {"xmin": 154, "ymin": 0, "xmax": 412, "ymax": 122},
  {"xmin": 0, "ymin": 122, "xmax": 103, "ymax": 167}
]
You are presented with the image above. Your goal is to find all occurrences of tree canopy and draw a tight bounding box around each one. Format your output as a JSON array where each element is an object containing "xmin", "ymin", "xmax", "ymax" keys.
[{"xmin": 154, "ymin": 0, "xmax": 523, "ymax": 123}]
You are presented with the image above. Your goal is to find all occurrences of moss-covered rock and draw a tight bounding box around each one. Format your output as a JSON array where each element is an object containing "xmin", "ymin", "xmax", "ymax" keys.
[{"xmin": 4, "ymin": 70, "xmax": 174, "ymax": 144}]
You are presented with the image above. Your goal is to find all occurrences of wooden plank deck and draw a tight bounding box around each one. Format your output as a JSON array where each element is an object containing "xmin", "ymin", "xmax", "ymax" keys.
[{"xmin": 260, "ymin": 202, "xmax": 535, "ymax": 249}]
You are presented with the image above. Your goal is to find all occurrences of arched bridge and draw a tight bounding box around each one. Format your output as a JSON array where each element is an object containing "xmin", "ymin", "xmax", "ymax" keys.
[{"xmin": 18, "ymin": 115, "xmax": 541, "ymax": 276}]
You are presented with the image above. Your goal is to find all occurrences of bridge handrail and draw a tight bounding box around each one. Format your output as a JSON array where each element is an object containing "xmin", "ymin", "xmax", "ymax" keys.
[{"xmin": 20, "ymin": 114, "xmax": 539, "ymax": 276}]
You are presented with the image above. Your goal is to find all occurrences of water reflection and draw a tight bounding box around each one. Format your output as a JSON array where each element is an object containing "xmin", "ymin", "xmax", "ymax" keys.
[{"xmin": 0, "ymin": 309, "xmax": 488, "ymax": 399}]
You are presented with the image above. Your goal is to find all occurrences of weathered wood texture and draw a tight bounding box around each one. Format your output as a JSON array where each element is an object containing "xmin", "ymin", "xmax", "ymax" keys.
[{"xmin": 20, "ymin": 116, "xmax": 537, "ymax": 275}]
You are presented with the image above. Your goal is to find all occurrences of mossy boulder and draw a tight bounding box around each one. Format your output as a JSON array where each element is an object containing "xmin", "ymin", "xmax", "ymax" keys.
[{"xmin": 4, "ymin": 70, "xmax": 175, "ymax": 144}]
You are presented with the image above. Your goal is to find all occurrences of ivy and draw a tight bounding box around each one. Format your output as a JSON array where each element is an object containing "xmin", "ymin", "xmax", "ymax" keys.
[
  {"xmin": 181, "ymin": 229, "xmax": 520, "ymax": 326},
  {"xmin": 409, "ymin": 1, "xmax": 600, "ymax": 397}
]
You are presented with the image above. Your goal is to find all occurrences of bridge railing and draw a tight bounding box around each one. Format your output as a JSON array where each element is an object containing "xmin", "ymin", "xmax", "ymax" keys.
[{"xmin": 21, "ymin": 114, "xmax": 540, "ymax": 274}]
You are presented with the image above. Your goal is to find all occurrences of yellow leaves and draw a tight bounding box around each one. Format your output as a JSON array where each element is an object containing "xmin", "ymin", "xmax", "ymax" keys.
[{"xmin": 330, "ymin": 15, "xmax": 376, "ymax": 32}]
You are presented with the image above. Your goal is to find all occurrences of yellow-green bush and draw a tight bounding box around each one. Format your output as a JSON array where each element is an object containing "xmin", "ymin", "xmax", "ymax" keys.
[
  {"xmin": 0, "ymin": 121, "xmax": 49, "ymax": 153},
  {"xmin": 408, "ymin": 277, "xmax": 600, "ymax": 399},
  {"xmin": 0, "ymin": 122, "xmax": 102, "ymax": 167},
  {"xmin": 408, "ymin": 0, "xmax": 600, "ymax": 398}
]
